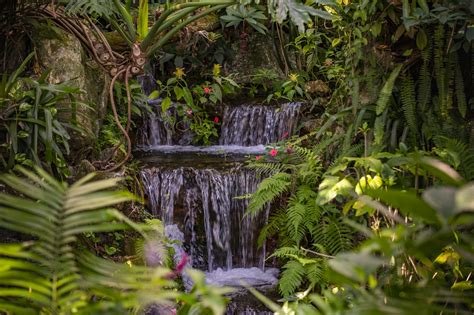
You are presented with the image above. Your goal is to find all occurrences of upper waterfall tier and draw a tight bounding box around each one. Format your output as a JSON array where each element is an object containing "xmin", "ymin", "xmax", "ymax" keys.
[
  {"xmin": 138, "ymin": 101, "xmax": 302, "ymax": 147},
  {"xmin": 219, "ymin": 103, "xmax": 301, "ymax": 146}
]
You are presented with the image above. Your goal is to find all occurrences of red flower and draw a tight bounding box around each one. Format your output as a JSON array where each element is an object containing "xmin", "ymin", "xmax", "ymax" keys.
[
  {"xmin": 204, "ymin": 86, "xmax": 212, "ymax": 94},
  {"xmin": 269, "ymin": 149, "xmax": 278, "ymax": 157},
  {"xmin": 255, "ymin": 155, "xmax": 263, "ymax": 161},
  {"xmin": 213, "ymin": 116, "xmax": 220, "ymax": 123}
]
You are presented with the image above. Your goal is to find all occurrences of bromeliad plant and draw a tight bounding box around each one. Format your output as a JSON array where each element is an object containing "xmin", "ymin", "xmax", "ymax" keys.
[{"xmin": 0, "ymin": 53, "xmax": 82, "ymax": 177}]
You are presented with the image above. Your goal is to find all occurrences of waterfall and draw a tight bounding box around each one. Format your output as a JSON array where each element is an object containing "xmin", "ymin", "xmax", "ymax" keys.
[
  {"xmin": 219, "ymin": 103, "xmax": 302, "ymax": 145},
  {"xmin": 138, "ymin": 102, "xmax": 302, "ymax": 146},
  {"xmin": 141, "ymin": 166, "xmax": 269, "ymax": 272},
  {"xmin": 137, "ymin": 75, "xmax": 302, "ymax": 314}
]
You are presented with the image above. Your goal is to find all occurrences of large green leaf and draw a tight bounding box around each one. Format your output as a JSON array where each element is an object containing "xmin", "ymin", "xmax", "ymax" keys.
[{"xmin": 268, "ymin": 0, "xmax": 334, "ymax": 33}]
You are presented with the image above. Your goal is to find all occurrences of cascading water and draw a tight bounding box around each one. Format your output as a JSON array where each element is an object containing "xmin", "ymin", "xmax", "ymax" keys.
[
  {"xmin": 137, "ymin": 75, "xmax": 303, "ymax": 314},
  {"xmin": 141, "ymin": 166, "xmax": 269, "ymax": 272},
  {"xmin": 138, "ymin": 101, "xmax": 302, "ymax": 147},
  {"xmin": 219, "ymin": 103, "xmax": 301, "ymax": 146}
]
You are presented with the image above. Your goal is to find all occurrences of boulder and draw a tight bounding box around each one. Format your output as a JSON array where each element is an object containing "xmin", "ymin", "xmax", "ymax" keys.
[
  {"xmin": 35, "ymin": 30, "xmax": 109, "ymax": 145},
  {"xmin": 224, "ymin": 32, "xmax": 285, "ymax": 84}
]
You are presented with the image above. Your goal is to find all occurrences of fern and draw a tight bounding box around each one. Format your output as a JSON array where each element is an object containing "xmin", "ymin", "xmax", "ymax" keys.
[
  {"xmin": 271, "ymin": 246, "xmax": 329, "ymax": 296},
  {"xmin": 270, "ymin": 246, "xmax": 306, "ymax": 259},
  {"xmin": 311, "ymin": 214, "xmax": 353, "ymax": 256},
  {"xmin": 454, "ymin": 54, "xmax": 467, "ymax": 118},
  {"xmin": 0, "ymin": 167, "xmax": 177, "ymax": 313},
  {"xmin": 418, "ymin": 42, "xmax": 432, "ymax": 112},
  {"xmin": 246, "ymin": 172, "xmax": 292, "ymax": 216},
  {"xmin": 434, "ymin": 25, "xmax": 448, "ymax": 119},
  {"xmin": 257, "ymin": 209, "xmax": 286, "ymax": 247},
  {"xmin": 434, "ymin": 136, "xmax": 474, "ymax": 180},
  {"xmin": 62, "ymin": 0, "xmax": 116, "ymax": 17},
  {"xmin": 279, "ymin": 260, "xmax": 306, "ymax": 297},
  {"xmin": 294, "ymin": 147, "xmax": 322, "ymax": 185},
  {"xmin": 306, "ymin": 261, "xmax": 326, "ymax": 288},
  {"xmin": 286, "ymin": 196, "xmax": 308, "ymax": 244},
  {"xmin": 341, "ymin": 124, "xmax": 354, "ymax": 155},
  {"xmin": 373, "ymin": 114, "xmax": 385, "ymax": 148},
  {"xmin": 400, "ymin": 74, "xmax": 419, "ymax": 144},
  {"xmin": 447, "ymin": 51, "xmax": 457, "ymax": 112},
  {"xmin": 246, "ymin": 161, "xmax": 290, "ymax": 177}
]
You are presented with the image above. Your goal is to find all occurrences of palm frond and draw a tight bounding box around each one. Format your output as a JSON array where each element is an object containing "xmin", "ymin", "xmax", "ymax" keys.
[{"xmin": 0, "ymin": 167, "xmax": 179, "ymax": 313}]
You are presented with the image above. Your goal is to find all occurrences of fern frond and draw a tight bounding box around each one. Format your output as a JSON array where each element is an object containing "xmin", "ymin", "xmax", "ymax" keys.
[
  {"xmin": 63, "ymin": 0, "xmax": 116, "ymax": 17},
  {"xmin": 279, "ymin": 260, "xmax": 305, "ymax": 297},
  {"xmin": 311, "ymin": 215, "xmax": 353, "ymax": 256},
  {"xmin": 246, "ymin": 172, "xmax": 292, "ymax": 216},
  {"xmin": 246, "ymin": 161, "xmax": 290, "ymax": 177},
  {"xmin": 0, "ymin": 167, "xmax": 177, "ymax": 313},
  {"xmin": 418, "ymin": 43, "xmax": 432, "ymax": 112},
  {"xmin": 258, "ymin": 209, "xmax": 286, "ymax": 247},
  {"xmin": 294, "ymin": 147, "xmax": 322, "ymax": 185},
  {"xmin": 305, "ymin": 261, "xmax": 326, "ymax": 288},
  {"xmin": 434, "ymin": 136, "xmax": 474, "ymax": 180},
  {"xmin": 434, "ymin": 25, "xmax": 448, "ymax": 119},
  {"xmin": 454, "ymin": 54, "xmax": 467, "ymax": 118},
  {"xmin": 400, "ymin": 74, "xmax": 419, "ymax": 144},
  {"xmin": 285, "ymin": 196, "xmax": 308, "ymax": 244},
  {"xmin": 270, "ymin": 246, "xmax": 306, "ymax": 259}
]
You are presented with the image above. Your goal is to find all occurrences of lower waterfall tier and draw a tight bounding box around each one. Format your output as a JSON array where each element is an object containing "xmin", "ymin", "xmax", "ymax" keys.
[{"xmin": 141, "ymin": 166, "xmax": 269, "ymax": 272}]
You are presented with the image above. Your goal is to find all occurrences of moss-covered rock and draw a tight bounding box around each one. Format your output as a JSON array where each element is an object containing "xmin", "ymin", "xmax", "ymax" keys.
[
  {"xmin": 224, "ymin": 32, "xmax": 284, "ymax": 84},
  {"xmin": 35, "ymin": 30, "xmax": 109, "ymax": 145}
]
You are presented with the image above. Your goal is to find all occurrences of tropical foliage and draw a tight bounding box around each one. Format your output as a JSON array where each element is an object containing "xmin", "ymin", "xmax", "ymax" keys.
[
  {"xmin": 0, "ymin": 0, "xmax": 473, "ymax": 314},
  {"xmin": 0, "ymin": 167, "xmax": 230, "ymax": 314},
  {"xmin": 0, "ymin": 53, "xmax": 81, "ymax": 177}
]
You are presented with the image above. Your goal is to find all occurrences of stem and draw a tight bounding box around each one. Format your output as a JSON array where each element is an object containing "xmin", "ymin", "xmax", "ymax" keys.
[
  {"xmin": 301, "ymin": 247, "xmax": 335, "ymax": 259},
  {"xmin": 104, "ymin": 67, "xmax": 132, "ymax": 172}
]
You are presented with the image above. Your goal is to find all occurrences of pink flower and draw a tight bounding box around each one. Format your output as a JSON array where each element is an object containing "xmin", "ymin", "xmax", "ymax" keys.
[
  {"xmin": 213, "ymin": 116, "xmax": 220, "ymax": 123},
  {"xmin": 286, "ymin": 146, "xmax": 293, "ymax": 154},
  {"xmin": 204, "ymin": 86, "xmax": 212, "ymax": 94},
  {"xmin": 186, "ymin": 108, "xmax": 193, "ymax": 115},
  {"xmin": 269, "ymin": 149, "xmax": 278, "ymax": 157},
  {"xmin": 282, "ymin": 131, "xmax": 289, "ymax": 139},
  {"xmin": 175, "ymin": 252, "xmax": 189, "ymax": 274},
  {"xmin": 255, "ymin": 155, "xmax": 263, "ymax": 161},
  {"xmin": 164, "ymin": 252, "xmax": 189, "ymax": 279}
]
